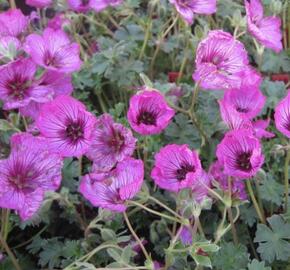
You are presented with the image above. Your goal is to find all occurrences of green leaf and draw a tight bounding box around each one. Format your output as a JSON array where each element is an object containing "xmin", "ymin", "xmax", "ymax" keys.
[
  {"xmin": 247, "ymin": 259, "xmax": 271, "ymax": 270},
  {"xmin": 107, "ymin": 248, "xmax": 122, "ymax": 262},
  {"xmin": 101, "ymin": 228, "xmax": 117, "ymax": 242},
  {"xmin": 261, "ymin": 79, "xmax": 286, "ymax": 110},
  {"xmin": 261, "ymin": 49, "xmax": 290, "ymax": 73},
  {"xmin": 240, "ymin": 205, "xmax": 258, "ymax": 227},
  {"xmin": 0, "ymin": 119, "xmax": 15, "ymax": 131},
  {"xmin": 259, "ymin": 173, "xmax": 284, "ymax": 206},
  {"xmin": 254, "ymin": 215, "xmax": 290, "ymax": 263},
  {"xmin": 192, "ymin": 254, "xmax": 212, "ymax": 268},
  {"xmin": 212, "ymin": 242, "xmax": 249, "ymax": 270}
]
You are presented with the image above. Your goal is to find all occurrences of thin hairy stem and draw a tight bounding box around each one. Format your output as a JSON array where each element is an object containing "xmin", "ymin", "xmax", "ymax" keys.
[
  {"xmin": 123, "ymin": 212, "xmax": 150, "ymax": 261},
  {"xmin": 246, "ymin": 180, "xmax": 266, "ymax": 224},
  {"xmin": 284, "ymin": 149, "xmax": 290, "ymax": 212}
]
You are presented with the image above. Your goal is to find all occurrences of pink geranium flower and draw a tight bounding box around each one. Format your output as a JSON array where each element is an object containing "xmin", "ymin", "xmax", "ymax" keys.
[
  {"xmin": 86, "ymin": 114, "xmax": 136, "ymax": 172},
  {"xmin": 221, "ymin": 86, "xmax": 266, "ymax": 119},
  {"xmin": 127, "ymin": 90, "xmax": 175, "ymax": 135},
  {"xmin": 274, "ymin": 91, "xmax": 290, "ymax": 138},
  {"xmin": 47, "ymin": 14, "xmax": 71, "ymax": 30},
  {"xmin": 245, "ymin": 0, "xmax": 282, "ymax": 52},
  {"xmin": 0, "ymin": 58, "xmax": 53, "ymax": 110},
  {"xmin": 19, "ymin": 71, "xmax": 73, "ymax": 120},
  {"xmin": 79, "ymin": 157, "xmax": 144, "ymax": 212},
  {"xmin": 67, "ymin": 0, "xmax": 122, "ymax": 13},
  {"xmin": 191, "ymin": 170, "xmax": 212, "ymax": 203},
  {"xmin": 193, "ymin": 30, "xmax": 249, "ymax": 90},
  {"xmin": 209, "ymin": 161, "xmax": 247, "ymax": 200},
  {"xmin": 26, "ymin": 0, "xmax": 52, "ymax": 8},
  {"xmin": 24, "ymin": 28, "xmax": 82, "ymax": 73},
  {"xmin": 253, "ymin": 119, "xmax": 275, "ymax": 139},
  {"xmin": 235, "ymin": 66, "xmax": 262, "ymax": 88},
  {"xmin": 218, "ymin": 99, "xmax": 253, "ymax": 131},
  {"xmin": 36, "ymin": 95, "xmax": 97, "ymax": 157},
  {"xmin": 216, "ymin": 129, "xmax": 264, "ymax": 179},
  {"xmin": 151, "ymin": 144, "xmax": 202, "ymax": 192},
  {"xmin": 169, "ymin": 0, "xmax": 216, "ymax": 25},
  {"xmin": 0, "ymin": 133, "xmax": 63, "ymax": 220},
  {"xmin": 0, "ymin": 9, "xmax": 28, "ymax": 37}
]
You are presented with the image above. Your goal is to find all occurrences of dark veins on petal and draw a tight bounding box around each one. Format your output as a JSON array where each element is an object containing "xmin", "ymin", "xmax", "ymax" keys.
[
  {"xmin": 283, "ymin": 117, "xmax": 290, "ymax": 131},
  {"xmin": 108, "ymin": 130, "xmax": 125, "ymax": 152},
  {"xmin": 176, "ymin": 163, "xmax": 196, "ymax": 181},
  {"xmin": 235, "ymin": 152, "xmax": 252, "ymax": 171}
]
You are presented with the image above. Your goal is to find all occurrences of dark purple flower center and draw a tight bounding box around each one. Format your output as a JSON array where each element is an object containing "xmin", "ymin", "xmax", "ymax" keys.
[
  {"xmin": 236, "ymin": 107, "xmax": 249, "ymax": 113},
  {"xmin": 8, "ymin": 164, "xmax": 39, "ymax": 191},
  {"xmin": 108, "ymin": 131, "xmax": 125, "ymax": 152},
  {"xmin": 43, "ymin": 51, "xmax": 59, "ymax": 67},
  {"xmin": 176, "ymin": 163, "xmax": 195, "ymax": 181},
  {"xmin": 7, "ymin": 75, "xmax": 30, "ymax": 100},
  {"xmin": 235, "ymin": 152, "xmax": 252, "ymax": 171},
  {"xmin": 81, "ymin": 0, "xmax": 89, "ymax": 5},
  {"xmin": 137, "ymin": 110, "xmax": 157, "ymax": 125},
  {"xmin": 65, "ymin": 121, "xmax": 84, "ymax": 143}
]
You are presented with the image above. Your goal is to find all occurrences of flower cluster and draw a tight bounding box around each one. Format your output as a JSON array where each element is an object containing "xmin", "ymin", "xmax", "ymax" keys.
[{"xmin": 0, "ymin": 0, "xmax": 285, "ymax": 223}]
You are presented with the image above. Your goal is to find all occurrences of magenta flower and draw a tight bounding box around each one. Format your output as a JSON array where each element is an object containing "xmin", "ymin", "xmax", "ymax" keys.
[
  {"xmin": 0, "ymin": 58, "xmax": 53, "ymax": 110},
  {"xmin": 216, "ymin": 129, "xmax": 264, "ymax": 179},
  {"xmin": 209, "ymin": 161, "xmax": 247, "ymax": 200},
  {"xmin": 236, "ymin": 66, "xmax": 262, "ymax": 88},
  {"xmin": 24, "ymin": 28, "xmax": 82, "ymax": 73},
  {"xmin": 47, "ymin": 14, "xmax": 71, "ymax": 30},
  {"xmin": 0, "ymin": 9, "xmax": 28, "ymax": 37},
  {"xmin": 0, "ymin": 133, "xmax": 63, "ymax": 220},
  {"xmin": 26, "ymin": 0, "xmax": 52, "ymax": 8},
  {"xmin": 86, "ymin": 114, "xmax": 136, "ymax": 172},
  {"xmin": 191, "ymin": 171, "xmax": 211, "ymax": 203},
  {"xmin": 274, "ymin": 91, "xmax": 290, "ymax": 138},
  {"xmin": 169, "ymin": 0, "xmax": 216, "ymax": 25},
  {"xmin": 79, "ymin": 158, "xmax": 144, "ymax": 212},
  {"xmin": 19, "ymin": 71, "xmax": 73, "ymax": 119},
  {"xmin": 253, "ymin": 119, "xmax": 275, "ymax": 139},
  {"xmin": 193, "ymin": 30, "xmax": 249, "ymax": 90},
  {"xmin": 36, "ymin": 95, "xmax": 97, "ymax": 157},
  {"xmin": 221, "ymin": 86, "xmax": 266, "ymax": 119},
  {"xmin": 67, "ymin": 0, "xmax": 122, "ymax": 12},
  {"xmin": 127, "ymin": 90, "xmax": 175, "ymax": 135},
  {"xmin": 245, "ymin": 0, "xmax": 282, "ymax": 52},
  {"xmin": 180, "ymin": 226, "xmax": 193, "ymax": 245},
  {"xmin": 151, "ymin": 144, "xmax": 202, "ymax": 192},
  {"xmin": 218, "ymin": 99, "xmax": 253, "ymax": 131}
]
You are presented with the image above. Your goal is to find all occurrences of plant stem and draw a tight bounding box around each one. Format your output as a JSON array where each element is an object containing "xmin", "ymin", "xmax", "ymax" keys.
[
  {"xmin": 227, "ymin": 208, "xmax": 238, "ymax": 245},
  {"xmin": 284, "ymin": 149, "xmax": 290, "ymax": 212},
  {"xmin": 150, "ymin": 16, "xmax": 179, "ymax": 78},
  {"xmin": 0, "ymin": 234, "xmax": 21, "ymax": 270},
  {"xmin": 177, "ymin": 38, "xmax": 189, "ymax": 84},
  {"xmin": 139, "ymin": 16, "xmax": 152, "ymax": 60},
  {"xmin": 148, "ymin": 195, "xmax": 183, "ymax": 220},
  {"xmin": 128, "ymin": 200, "xmax": 184, "ymax": 224},
  {"xmin": 64, "ymin": 244, "xmax": 122, "ymax": 269},
  {"xmin": 187, "ymin": 83, "xmax": 208, "ymax": 147},
  {"xmin": 123, "ymin": 212, "xmax": 150, "ymax": 262},
  {"xmin": 195, "ymin": 216, "xmax": 204, "ymax": 237},
  {"xmin": 9, "ymin": 0, "xmax": 16, "ymax": 8},
  {"xmin": 227, "ymin": 177, "xmax": 239, "ymax": 245},
  {"xmin": 246, "ymin": 180, "xmax": 266, "ymax": 224}
]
